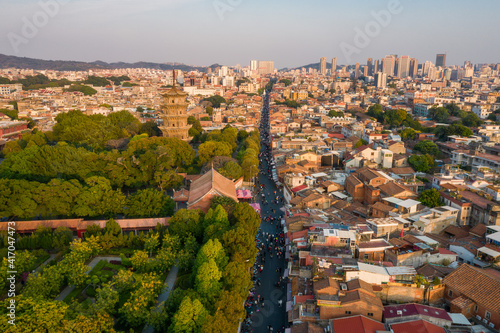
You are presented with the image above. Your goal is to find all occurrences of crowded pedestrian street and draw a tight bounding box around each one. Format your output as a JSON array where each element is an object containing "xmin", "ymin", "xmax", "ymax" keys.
[{"xmin": 241, "ymin": 89, "xmax": 289, "ymax": 333}]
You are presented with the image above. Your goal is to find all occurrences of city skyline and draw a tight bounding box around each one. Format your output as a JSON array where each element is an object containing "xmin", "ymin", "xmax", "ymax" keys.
[{"xmin": 1, "ymin": 0, "xmax": 499, "ymax": 68}]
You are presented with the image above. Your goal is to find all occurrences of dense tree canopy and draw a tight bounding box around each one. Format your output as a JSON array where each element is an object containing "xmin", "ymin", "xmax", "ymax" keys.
[
  {"xmin": 419, "ymin": 189, "xmax": 444, "ymax": 208},
  {"xmin": 408, "ymin": 154, "xmax": 435, "ymax": 173},
  {"xmin": 413, "ymin": 140, "xmax": 440, "ymax": 157},
  {"xmin": 203, "ymin": 95, "xmax": 226, "ymax": 108}
]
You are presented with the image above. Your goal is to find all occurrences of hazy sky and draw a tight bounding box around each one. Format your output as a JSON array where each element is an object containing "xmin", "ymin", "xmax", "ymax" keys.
[{"xmin": 1, "ymin": 0, "xmax": 499, "ymax": 69}]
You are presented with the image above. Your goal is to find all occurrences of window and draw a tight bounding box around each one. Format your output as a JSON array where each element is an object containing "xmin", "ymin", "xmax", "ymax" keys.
[
  {"xmin": 474, "ymin": 305, "xmax": 478, "ymax": 312},
  {"xmin": 486, "ymin": 311, "xmax": 491, "ymax": 320},
  {"xmin": 345, "ymin": 311, "xmax": 351, "ymax": 315},
  {"xmin": 364, "ymin": 254, "xmax": 369, "ymax": 260},
  {"xmin": 367, "ymin": 313, "xmax": 373, "ymax": 317},
  {"xmin": 448, "ymin": 290, "xmax": 453, "ymax": 297}
]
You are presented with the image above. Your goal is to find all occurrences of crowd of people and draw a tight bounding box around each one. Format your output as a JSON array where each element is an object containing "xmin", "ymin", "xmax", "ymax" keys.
[{"xmin": 241, "ymin": 91, "xmax": 289, "ymax": 333}]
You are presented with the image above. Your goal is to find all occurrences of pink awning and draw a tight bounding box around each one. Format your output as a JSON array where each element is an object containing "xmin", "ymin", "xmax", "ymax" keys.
[
  {"xmin": 236, "ymin": 189, "xmax": 253, "ymax": 199},
  {"xmin": 249, "ymin": 203, "xmax": 261, "ymax": 214}
]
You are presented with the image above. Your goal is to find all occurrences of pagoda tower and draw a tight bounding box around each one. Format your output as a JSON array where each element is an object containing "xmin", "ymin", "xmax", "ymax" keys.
[{"xmin": 159, "ymin": 70, "xmax": 191, "ymax": 141}]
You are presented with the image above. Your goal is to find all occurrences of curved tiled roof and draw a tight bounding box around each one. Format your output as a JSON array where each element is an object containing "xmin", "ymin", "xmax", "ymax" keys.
[{"xmin": 187, "ymin": 167, "xmax": 238, "ymax": 206}]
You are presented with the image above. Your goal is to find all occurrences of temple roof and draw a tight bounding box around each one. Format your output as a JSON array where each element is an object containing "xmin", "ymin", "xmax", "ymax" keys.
[{"xmin": 187, "ymin": 167, "xmax": 238, "ymax": 206}]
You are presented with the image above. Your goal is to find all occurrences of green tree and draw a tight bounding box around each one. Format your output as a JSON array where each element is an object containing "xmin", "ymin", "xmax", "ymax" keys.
[
  {"xmin": 168, "ymin": 209, "xmax": 204, "ymax": 241},
  {"xmin": 408, "ymin": 154, "xmax": 435, "ymax": 173},
  {"xmin": 144, "ymin": 233, "xmax": 160, "ymax": 257},
  {"xmin": 328, "ymin": 110, "xmax": 344, "ymax": 118},
  {"xmin": 64, "ymin": 84, "xmax": 97, "ymax": 96},
  {"xmin": 429, "ymin": 106, "xmax": 450, "ymax": 123},
  {"xmin": 462, "ymin": 113, "xmax": 483, "ymax": 127},
  {"xmin": 95, "ymin": 282, "xmax": 119, "ymax": 314},
  {"xmin": 140, "ymin": 120, "xmax": 162, "ymax": 137},
  {"xmin": 85, "ymin": 224, "xmax": 102, "ymax": 238},
  {"xmin": 354, "ymin": 139, "xmax": 368, "ymax": 148},
  {"xmin": 103, "ymin": 218, "xmax": 122, "ymax": 237},
  {"xmin": 218, "ymin": 161, "xmax": 243, "ymax": 180},
  {"xmin": 130, "ymin": 250, "xmax": 150, "ymax": 272},
  {"xmin": 170, "ymin": 296, "xmax": 209, "ymax": 333},
  {"xmin": 279, "ymin": 79, "xmax": 292, "ymax": 86},
  {"xmin": 222, "ymin": 261, "xmax": 252, "ymax": 297},
  {"xmin": 203, "ymin": 95, "xmax": 226, "ymax": 108},
  {"xmin": 126, "ymin": 188, "xmax": 173, "ymax": 218},
  {"xmin": 194, "ymin": 259, "xmax": 222, "ymax": 300},
  {"xmin": 367, "ymin": 104, "xmax": 384, "ymax": 121},
  {"xmin": 84, "ymin": 76, "xmax": 111, "ymax": 87},
  {"xmin": 198, "ymin": 140, "xmax": 232, "ymax": 166},
  {"xmin": 413, "ymin": 140, "xmax": 440, "ymax": 157},
  {"xmin": 419, "ymin": 189, "xmax": 444, "ymax": 208},
  {"xmin": 400, "ymin": 128, "xmax": 417, "ymax": 140}
]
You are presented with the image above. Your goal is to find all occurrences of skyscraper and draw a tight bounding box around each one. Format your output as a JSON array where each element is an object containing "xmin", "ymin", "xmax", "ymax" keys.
[
  {"xmin": 320, "ymin": 57, "xmax": 327, "ymax": 75},
  {"xmin": 331, "ymin": 57, "xmax": 337, "ymax": 74},
  {"xmin": 354, "ymin": 62, "xmax": 360, "ymax": 79},
  {"xmin": 250, "ymin": 60, "xmax": 257, "ymax": 71},
  {"xmin": 367, "ymin": 58, "xmax": 373, "ymax": 76},
  {"xmin": 397, "ymin": 56, "xmax": 410, "ymax": 78},
  {"xmin": 436, "ymin": 53, "xmax": 446, "ymax": 67},
  {"xmin": 409, "ymin": 58, "xmax": 419, "ymax": 78},
  {"xmin": 382, "ymin": 55, "xmax": 396, "ymax": 76},
  {"xmin": 258, "ymin": 61, "xmax": 274, "ymax": 75},
  {"xmin": 373, "ymin": 60, "xmax": 379, "ymax": 74},
  {"xmin": 422, "ymin": 61, "xmax": 432, "ymax": 76}
]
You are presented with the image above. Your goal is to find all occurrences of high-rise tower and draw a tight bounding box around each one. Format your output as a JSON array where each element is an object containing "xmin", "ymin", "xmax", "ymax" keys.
[
  {"xmin": 320, "ymin": 57, "xmax": 327, "ymax": 75},
  {"xmin": 436, "ymin": 53, "xmax": 446, "ymax": 67},
  {"xmin": 159, "ymin": 70, "xmax": 191, "ymax": 141}
]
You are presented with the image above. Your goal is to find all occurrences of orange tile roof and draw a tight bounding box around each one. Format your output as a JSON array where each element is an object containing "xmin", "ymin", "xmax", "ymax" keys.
[
  {"xmin": 330, "ymin": 315, "xmax": 385, "ymax": 333},
  {"xmin": 187, "ymin": 167, "xmax": 238, "ymax": 205},
  {"xmin": 391, "ymin": 319, "xmax": 445, "ymax": 333},
  {"xmin": 443, "ymin": 264, "xmax": 500, "ymax": 313}
]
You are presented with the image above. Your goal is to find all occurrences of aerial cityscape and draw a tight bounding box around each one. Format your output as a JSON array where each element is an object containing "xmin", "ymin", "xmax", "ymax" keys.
[{"xmin": 0, "ymin": 1, "xmax": 500, "ymax": 333}]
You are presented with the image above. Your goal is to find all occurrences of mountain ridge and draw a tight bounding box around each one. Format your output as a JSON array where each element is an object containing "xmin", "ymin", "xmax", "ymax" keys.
[{"xmin": 0, "ymin": 54, "xmax": 221, "ymax": 72}]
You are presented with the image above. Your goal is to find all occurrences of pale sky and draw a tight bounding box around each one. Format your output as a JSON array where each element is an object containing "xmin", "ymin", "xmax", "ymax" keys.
[{"xmin": 1, "ymin": 0, "xmax": 499, "ymax": 69}]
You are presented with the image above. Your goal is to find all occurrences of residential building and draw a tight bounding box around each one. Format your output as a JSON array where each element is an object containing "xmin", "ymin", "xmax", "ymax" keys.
[
  {"xmin": 443, "ymin": 264, "xmax": 500, "ymax": 330},
  {"xmin": 435, "ymin": 53, "xmax": 446, "ymax": 68},
  {"xmin": 329, "ymin": 315, "xmax": 385, "ymax": 333},
  {"xmin": 384, "ymin": 303, "xmax": 452, "ymax": 327},
  {"xmin": 365, "ymin": 218, "xmax": 400, "ymax": 238},
  {"xmin": 320, "ymin": 57, "xmax": 327, "ymax": 75},
  {"xmin": 412, "ymin": 206, "xmax": 459, "ymax": 234},
  {"xmin": 314, "ymin": 278, "xmax": 384, "ymax": 321}
]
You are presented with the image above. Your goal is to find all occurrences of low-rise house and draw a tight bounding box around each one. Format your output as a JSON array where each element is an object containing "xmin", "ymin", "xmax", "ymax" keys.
[
  {"xmin": 365, "ymin": 218, "xmax": 400, "ymax": 238},
  {"xmin": 314, "ymin": 278, "xmax": 384, "ymax": 321},
  {"xmin": 329, "ymin": 315, "xmax": 385, "ymax": 333},
  {"xmin": 412, "ymin": 206, "xmax": 459, "ymax": 234},
  {"xmin": 444, "ymin": 264, "xmax": 500, "ymax": 331},
  {"xmin": 356, "ymin": 239, "xmax": 393, "ymax": 261},
  {"xmin": 345, "ymin": 262, "xmax": 417, "ymax": 285},
  {"xmin": 389, "ymin": 319, "xmax": 446, "ymax": 333},
  {"xmin": 384, "ymin": 303, "xmax": 452, "ymax": 327}
]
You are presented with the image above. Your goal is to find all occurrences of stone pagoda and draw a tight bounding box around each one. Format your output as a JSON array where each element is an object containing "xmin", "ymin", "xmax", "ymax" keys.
[{"xmin": 159, "ymin": 70, "xmax": 191, "ymax": 141}]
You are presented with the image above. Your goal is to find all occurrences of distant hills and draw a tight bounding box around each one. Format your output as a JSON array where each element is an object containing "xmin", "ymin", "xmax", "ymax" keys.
[{"xmin": 0, "ymin": 54, "xmax": 221, "ymax": 72}]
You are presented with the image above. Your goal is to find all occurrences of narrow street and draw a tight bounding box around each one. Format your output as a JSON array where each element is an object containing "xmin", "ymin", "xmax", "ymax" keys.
[{"xmin": 243, "ymin": 91, "xmax": 288, "ymax": 333}]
